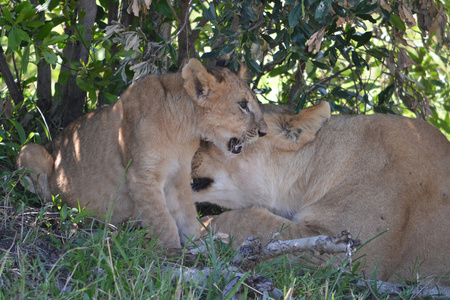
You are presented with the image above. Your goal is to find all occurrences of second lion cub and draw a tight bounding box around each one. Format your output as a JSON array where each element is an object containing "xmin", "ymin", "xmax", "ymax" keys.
[{"xmin": 17, "ymin": 59, "xmax": 267, "ymax": 248}]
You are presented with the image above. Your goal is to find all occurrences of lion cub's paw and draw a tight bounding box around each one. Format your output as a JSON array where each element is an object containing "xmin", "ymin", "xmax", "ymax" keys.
[
  {"xmin": 150, "ymin": 229, "xmax": 182, "ymax": 249},
  {"xmin": 178, "ymin": 222, "xmax": 201, "ymax": 246},
  {"xmin": 142, "ymin": 219, "xmax": 183, "ymax": 248}
]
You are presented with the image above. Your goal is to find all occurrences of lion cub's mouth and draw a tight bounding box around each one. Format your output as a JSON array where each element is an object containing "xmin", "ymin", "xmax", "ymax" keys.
[
  {"xmin": 191, "ymin": 177, "xmax": 214, "ymax": 192},
  {"xmin": 228, "ymin": 138, "xmax": 242, "ymax": 154}
]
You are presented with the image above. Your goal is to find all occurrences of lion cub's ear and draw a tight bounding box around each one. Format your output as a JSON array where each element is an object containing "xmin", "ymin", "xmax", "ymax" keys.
[
  {"xmin": 182, "ymin": 59, "xmax": 218, "ymax": 105},
  {"xmin": 271, "ymin": 102, "xmax": 331, "ymax": 151},
  {"xmin": 236, "ymin": 63, "xmax": 253, "ymax": 83}
]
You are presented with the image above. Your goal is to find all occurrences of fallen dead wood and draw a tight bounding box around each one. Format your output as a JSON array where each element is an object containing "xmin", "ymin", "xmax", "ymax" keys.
[
  {"xmin": 230, "ymin": 230, "xmax": 360, "ymax": 272},
  {"xmin": 167, "ymin": 231, "xmax": 360, "ymax": 299},
  {"xmin": 356, "ymin": 278, "xmax": 450, "ymax": 299}
]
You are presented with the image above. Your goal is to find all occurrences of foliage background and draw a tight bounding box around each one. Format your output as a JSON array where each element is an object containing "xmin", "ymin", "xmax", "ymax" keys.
[{"xmin": 0, "ymin": 0, "xmax": 449, "ymax": 172}]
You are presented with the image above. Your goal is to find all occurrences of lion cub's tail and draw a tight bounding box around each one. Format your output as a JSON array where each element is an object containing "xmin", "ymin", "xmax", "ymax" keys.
[{"xmin": 16, "ymin": 144, "xmax": 53, "ymax": 201}]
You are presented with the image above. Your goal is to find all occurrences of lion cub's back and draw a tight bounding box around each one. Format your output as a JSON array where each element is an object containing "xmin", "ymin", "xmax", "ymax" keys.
[
  {"xmin": 48, "ymin": 102, "xmax": 133, "ymax": 221},
  {"xmin": 325, "ymin": 113, "xmax": 450, "ymax": 164},
  {"xmin": 313, "ymin": 113, "xmax": 450, "ymax": 219}
]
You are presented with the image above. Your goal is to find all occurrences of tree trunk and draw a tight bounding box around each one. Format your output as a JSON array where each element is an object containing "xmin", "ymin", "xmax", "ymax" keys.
[
  {"xmin": 119, "ymin": 0, "xmax": 134, "ymax": 28},
  {"xmin": 36, "ymin": 57, "xmax": 52, "ymax": 115},
  {"xmin": 0, "ymin": 46, "xmax": 23, "ymax": 106},
  {"xmin": 53, "ymin": 0, "xmax": 97, "ymax": 127},
  {"xmin": 177, "ymin": 0, "xmax": 192, "ymax": 67},
  {"xmin": 31, "ymin": 0, "xmax": 52, "ymax": 116}
]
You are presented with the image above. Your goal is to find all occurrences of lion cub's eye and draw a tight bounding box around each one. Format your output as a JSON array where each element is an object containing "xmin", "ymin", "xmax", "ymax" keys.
[{"xmin": 239, "ymin": 100, "xmax": 250, "ymax": 113}]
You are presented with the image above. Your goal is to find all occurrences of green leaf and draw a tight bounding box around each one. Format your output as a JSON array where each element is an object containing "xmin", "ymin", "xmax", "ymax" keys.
[
  {"xmin": 42, "ymin": 33, "xmax": 69, "ymax": 47},
  {"xmin": 355, "ymin": 31, "xmax": 372, "ymax": 48},
  {"xmin": 36, "ymin": 22, "xmax": 54, "ymax": 42},
  {"xmin": 21, "ymin": 45, "xmax": 30, "ymax": 74},
  {"xmin": 268, "ymin": 65, "xmax": 288, "ymax": 77},
  {"xmin": 337, "ymin": 45, "xmax": 351, "ymax": 63},
  {"xmin": 8, "ymin": 27, "xmax": 20, "ymax": 51},
  {"xmin": 15, "ymin": 27, "xmax": 31, "ymax": 42},
  {"xmin": 26, "ymin": 21, "xmax": 44, "ymax": 28},
  {"xmin": 23, "ymin": 76, "xmax": 38, "ymax": 86},
  {"xmin": 331, "ymin": 2, "xmax": 347, "ymax": 18},
  {"xmin": 332, "ymin": 87, "xmax": 356, "ymax": 100},
  {"xmin": 60, "ymin": 204, "xmax": 68, "ymax": 222},
  {"xmin": 328, "ymin": 47, "xmax": 337, "ymax": 66},
  {"xmin": 312, "ymin": 60, "xmax": 328, "ymax": 70},
  {"xmin": 261, "ymin": 34, "xmax": 275, "ymax": 45},
  {"xmin": 48, "ymin": 0, "xmax": 60, "ymax": 11},
  {"xmin": 389, "ymin": 14, "xmax": 406, "ymax": 31},
  {"xmin": 76, "ymin": 77, "xmax": 95, "ymax": 94},
  {"xmin": 209, "ymin": 3, "xmax": 217, "ymax": 20},
  {"xmin": 366, "ymin": 48, "xmax": 389, "ymax": 60},
  {"xmin": 16, "ymin": 2, "xmax": 36, "ymax": 24},
  {"xmin": 2, "ymin": 7, "xmax": 13, "ymax": 23},
  {"xmin": 202, "ymin": 6, "xmax": 214, "ymax": 22},
  {"xmin": 351, "ymin": 51, "xmax": 361, "ymax": 67},
  {"xmin": 9, "ymin": 119, "xmax": 26, "ymax": 145},
  {"xmin": 430, "ymin": 79, "xmax": 445, "ymax": 88},
  {"xmin": 58, "ymin": 71, "xmax": 70, "ymax": 85},
  {"xmin": 103, "ymin": 92, "xmax": 118, "ymax": 104},
  {"xmin": 37, "ymin": 119, "xmax": 51, "ymax": 141},
  {"xmin": 41, "ymin": 47, "xmax": 57, "ymax": 65},
  {"xmin": 315, "ymin": 0, "xmax": 331, "ymax": 21},
  {"xmin": 152, "ymin": 0, "xmax": 172, "ymax": 18},
  {"xmin": 289, "ymin": 4, "xmax": 302, "ymax": 28},
  {"xmin": 295, "ymin": 93, "xmax": 308, "ymax": 114},
  {"xmin": 244, "ymin": 56, "xmax": 262, "ymax": 74},
  {"xmin": 355, "ymin": 3, "xmax": 379, "ymax": 15},
  {"xmin": 357, "ymin": 13, "xmax": 377, "ymax": 23},
  {"xmin": 377, "ymin": 84, "xmax": 395, "ymax": 106}
]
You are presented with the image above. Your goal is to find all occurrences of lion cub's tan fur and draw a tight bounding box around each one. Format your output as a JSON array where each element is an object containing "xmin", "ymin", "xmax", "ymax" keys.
[
  {"xmin": 17, "ymin": 59, "xmax": 267, "ymax": 248},
  {"xmin": 192, "ymin": 102, "xmax": 450, "ymax": 284}
]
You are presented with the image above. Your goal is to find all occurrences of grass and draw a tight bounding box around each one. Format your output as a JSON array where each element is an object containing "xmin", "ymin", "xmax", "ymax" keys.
[{"xmin": 0, "ymin": 169, "xmax": 444, "ymax": 299}]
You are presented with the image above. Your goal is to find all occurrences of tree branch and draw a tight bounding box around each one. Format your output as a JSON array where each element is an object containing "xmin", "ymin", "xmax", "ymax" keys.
[
  {"xmin": 356, "ymin": 277, "xmax": 450, "ymax": 299},
  {"xmin": 177, "ymin": 0, "xmax": 193, "ymax": 67},
  {"xmin": 230, "ymin": 230, "xmax": 360, "ymax": 272}
]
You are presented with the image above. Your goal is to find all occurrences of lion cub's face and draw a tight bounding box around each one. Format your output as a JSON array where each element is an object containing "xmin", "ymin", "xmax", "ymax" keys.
[
  {"xmin": 191, "ymin": 102, "xmax": 331, "ymax": 195},
  {"xmin": 182, "ymin": 60, "xmax": 267, "ymax": 156}
]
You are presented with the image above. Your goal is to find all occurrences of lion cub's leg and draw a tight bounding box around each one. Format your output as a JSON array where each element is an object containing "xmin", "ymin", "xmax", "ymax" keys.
[
  {"xmin": 164, "ymin": 167, "xmax": 201, "ymax": 245},
  {"xmin": 126, "ymin": 167, "xmax": 182, "ymax": 247},
  {"xmin": 201, "ymin": 207, "xmax": 322, "ymax": 246},
  {"xmin": 125, "ymin": 156, "xmax": 201, "ymax": 248}
]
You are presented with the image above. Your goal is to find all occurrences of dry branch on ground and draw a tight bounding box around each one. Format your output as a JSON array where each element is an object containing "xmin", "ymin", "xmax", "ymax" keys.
[
  {"xmin": 168, "ymin": 231, "xmax": 360, "ymax": 299},
  {"xmin": 356, "ymin": 278, "xmax": 450, "ymax": 299}
]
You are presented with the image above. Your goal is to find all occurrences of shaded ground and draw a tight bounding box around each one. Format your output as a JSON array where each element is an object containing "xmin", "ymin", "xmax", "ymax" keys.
[{"xmin": 1, "ymin": 205, "xmax": 75, "ymax": 291}]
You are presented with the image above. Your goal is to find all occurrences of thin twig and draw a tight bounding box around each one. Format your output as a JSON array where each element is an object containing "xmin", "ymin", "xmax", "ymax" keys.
[
  {"xmin": 156, "ymin": 0, "xmax": 193, "ymax": 58},
  {"xmin": 166, "ymin": 0, "xmax": 181, "ymax": 25},
  {"xmin": 362, "ymin": 270, "xmax": 381, "ymax": 300}
]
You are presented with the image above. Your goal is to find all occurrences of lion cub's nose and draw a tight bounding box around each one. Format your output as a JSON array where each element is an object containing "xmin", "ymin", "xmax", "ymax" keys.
[{"xmin": 258, "ymin": 120, "xmax": 268, "ymax": 137}]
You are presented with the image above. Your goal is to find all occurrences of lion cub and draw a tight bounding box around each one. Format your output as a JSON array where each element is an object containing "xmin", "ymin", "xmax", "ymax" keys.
[
  {"xmin": 192, "ymin": 102, "xmax": 450, "ymax": 284},
  {"xmin": 17, "ymin": 59, "xmax": 267, "ymax": 248}
]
